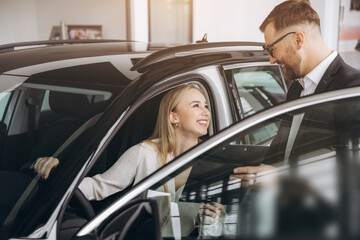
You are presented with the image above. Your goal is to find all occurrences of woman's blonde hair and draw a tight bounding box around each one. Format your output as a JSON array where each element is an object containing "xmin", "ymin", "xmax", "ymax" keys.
[{"xmin": 146, "ymin": 84, "xmax": 206, "ymax": 166}]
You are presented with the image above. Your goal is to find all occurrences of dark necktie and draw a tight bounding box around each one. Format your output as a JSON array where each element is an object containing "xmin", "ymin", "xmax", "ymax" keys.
[{"xmin": 287, "ymin": 78, "xmax": 304, "ymax": 101}]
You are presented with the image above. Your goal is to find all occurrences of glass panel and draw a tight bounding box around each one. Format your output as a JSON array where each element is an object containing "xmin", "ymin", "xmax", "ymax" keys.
[
  {"xmin": 244, "ymin": 121, "xmax": 280, "ymax": 146},
  {"xmin": 229, "ymin": 66, "xmax": 286, "ymax": 118},
  {"xmin": 0, "ymin": 92, "xmax": 11, "ymax": 121},
  {"xmin": 0, "ymin": 78, "xmax": 118, "ymax": 237},
  {"xmin": 227, "ymin": 66, "xmax": 285, "ymax": 146},
  {"xmin": 149, "ymin": 0, "xmax": 192, "ymax": 43},
  {"xmin": 148, "ymin": 96, "xmax": 360, "ymax": 239}
]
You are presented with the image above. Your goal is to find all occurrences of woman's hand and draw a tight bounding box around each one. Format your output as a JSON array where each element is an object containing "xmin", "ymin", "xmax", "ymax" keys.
[
  {"xmin": 33, "ymin": 157, "xmax": 59, "ymax": 179},
  {"xmin": 199, "ymin": 202, "xmax": 224, "ymax": 224}
]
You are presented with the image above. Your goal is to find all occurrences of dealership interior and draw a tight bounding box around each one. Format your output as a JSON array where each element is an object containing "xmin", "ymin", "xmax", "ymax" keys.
[
  {"xmin": 0, "ymin": 0, "xmax": 359, "ymax": 69},
  {"xmin": 1, "ymin": 0, "xmax": 360, "ymax": 239}
]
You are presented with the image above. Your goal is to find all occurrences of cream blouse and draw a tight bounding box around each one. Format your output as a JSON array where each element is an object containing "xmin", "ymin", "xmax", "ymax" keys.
[
  {"xmin": 79, "ymin": 139, "xmax": 172, "ymax": 201},
  {"xmin": 79, "ymin": 139, "xmax": 224, "ymax": 237}
]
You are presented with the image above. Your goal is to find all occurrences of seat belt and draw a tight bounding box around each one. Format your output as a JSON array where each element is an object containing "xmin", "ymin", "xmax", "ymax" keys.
[{"xmin": 52, "ymin": 113, "xmax": 102, "ymax": 157}]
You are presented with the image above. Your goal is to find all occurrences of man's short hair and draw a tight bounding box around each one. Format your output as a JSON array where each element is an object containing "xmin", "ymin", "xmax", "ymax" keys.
[{"xmin": 259, "ymin": 0, "xmax": 320, "ymax": 33}]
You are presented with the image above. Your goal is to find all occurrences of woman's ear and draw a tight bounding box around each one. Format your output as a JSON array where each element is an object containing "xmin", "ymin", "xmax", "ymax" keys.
[{"xmin": 169, "ymin": 111, "xmax": 178, "ymax": 124}]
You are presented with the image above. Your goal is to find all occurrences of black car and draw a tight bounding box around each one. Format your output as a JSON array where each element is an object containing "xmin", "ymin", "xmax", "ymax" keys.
[{"xmin": 0, "ymin": 40, "xmax": 288, "ymax": 239}]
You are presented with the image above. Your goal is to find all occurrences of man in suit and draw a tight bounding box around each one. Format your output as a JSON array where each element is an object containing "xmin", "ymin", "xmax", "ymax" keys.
[{"xmin": 233, "ymin": 0, "xmax": 360, "ymax": 178}]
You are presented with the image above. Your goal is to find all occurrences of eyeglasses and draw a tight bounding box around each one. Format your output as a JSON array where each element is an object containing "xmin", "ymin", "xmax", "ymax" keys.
[{"xmin": 263, "ymin": 32, "xmax": 296, "ymax": 57}]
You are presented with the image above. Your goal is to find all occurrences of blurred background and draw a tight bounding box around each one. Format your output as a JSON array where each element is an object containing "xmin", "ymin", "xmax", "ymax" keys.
[{"xmin": 0, "ymin": 0, "xmax": 359, "ymax": 69}]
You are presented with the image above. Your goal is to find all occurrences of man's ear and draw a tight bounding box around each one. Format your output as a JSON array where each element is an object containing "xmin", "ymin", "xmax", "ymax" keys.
[{"xmin": 295, "ymin": 31, "xmax": 305, "ymax": 49}]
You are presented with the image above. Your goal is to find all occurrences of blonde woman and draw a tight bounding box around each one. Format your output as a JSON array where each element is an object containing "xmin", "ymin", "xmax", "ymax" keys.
[{"xmin": 35, "ymin": 84, "xmax": 223, "ymax": 236}]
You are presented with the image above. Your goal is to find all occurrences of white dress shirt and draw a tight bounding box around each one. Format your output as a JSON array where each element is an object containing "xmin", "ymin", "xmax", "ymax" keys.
[{"xmin": 301, "ymin": 50, "xmax": 338, "ymax": 96}]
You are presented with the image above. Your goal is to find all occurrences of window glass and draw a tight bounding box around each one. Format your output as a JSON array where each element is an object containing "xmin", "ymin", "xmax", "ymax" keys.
[
  {"xmin": 40, "ymin": 89, "xmax": 112, "ymax": 112},
  {"xmin": 242, "ymin": 121, "xmax": 280, "ymax": 146},
  {"xmin": 226, "ymin": 66, "xmax": 285, "ymax": 146},
  {"xmin": 0, "ymin": 79, "xmax": 117, "ymax": 237},
  {"xmin": 149, "ymin": 0, "xmax": 192, "ymax": 43},
  {"xmin": 148, "ymin": 96, "xmax": 360, "ymax": 239},
  {"xmin": 228, "ymin": 66, "xmax": 286, "ymax": 118},
  {"xmin": 0, "ymin": 92, "xmax": 11, "ymax": 121}
]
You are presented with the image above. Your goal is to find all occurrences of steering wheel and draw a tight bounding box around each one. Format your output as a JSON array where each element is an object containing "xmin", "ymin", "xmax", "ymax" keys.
[
  {"xmin": 59, "ymin": 189, "xmax": 95, "ymax": 240},
  {"xmin": 73, "ymin": 188, "xmax": 95, "ymax": 220}
]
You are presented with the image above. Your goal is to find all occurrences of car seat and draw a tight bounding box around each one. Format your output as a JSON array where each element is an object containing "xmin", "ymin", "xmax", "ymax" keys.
[
  {"xmin": 26, "ymin": 91, "xmax": 107, "ymax": 176},
  {"xmin": 105, "ymin": 93, "xmax": 162, "ymax": 169}
]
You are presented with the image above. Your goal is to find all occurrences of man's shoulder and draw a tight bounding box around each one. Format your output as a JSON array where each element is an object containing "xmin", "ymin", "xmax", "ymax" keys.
[
  {"xmin": 328, "ymin": 55, "xmax": 360, "ymax": 87},
  {"xmin": 338, "ymin": 61, "xmax": 360, "ymax": 86},
  {"xmin": 334, "ymin": 55, "xmax": 359, "ymax": 75}
]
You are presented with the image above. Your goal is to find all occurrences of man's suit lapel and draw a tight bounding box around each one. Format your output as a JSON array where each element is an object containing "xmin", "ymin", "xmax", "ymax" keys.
[{"xmin": 314, "ymin": 54, "xmax": 343, "ymax": 93}]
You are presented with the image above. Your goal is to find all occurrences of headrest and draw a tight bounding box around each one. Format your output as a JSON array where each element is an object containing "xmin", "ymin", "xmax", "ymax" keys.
[{"xmin": 49, "ymin": 91, "xmax": 92, "ymax": 119}]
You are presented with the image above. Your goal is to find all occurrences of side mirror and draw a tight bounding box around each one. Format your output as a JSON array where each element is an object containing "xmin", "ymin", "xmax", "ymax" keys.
[{"xmin": 76, "ymin": 199, "xmax": 161, "ymax": 240}]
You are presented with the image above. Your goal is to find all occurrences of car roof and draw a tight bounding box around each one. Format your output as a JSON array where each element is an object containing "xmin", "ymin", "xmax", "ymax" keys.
[
  {"xmin": 131, "ymin": 41, "xmax": 265, "ymax": 72},
  {"xmin": 0, "ymin": 41, "xmax": 157, "ymax": 75},
  {"xmin": 0, "ymin": 40, "xmax": 270, "ymax": 89},
  {"xmin": 136, "ymin": 46, "xmax": 269, "ymax": 84}
]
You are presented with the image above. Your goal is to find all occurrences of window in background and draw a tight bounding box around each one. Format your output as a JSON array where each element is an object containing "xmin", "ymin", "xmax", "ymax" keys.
[
  {"xmin": 149, "ymin": 0, "xmax": 192, "ymax": 43},
  {"xmin": 339, "ymin": 0, "xmax": 360, "ymax": 70}
]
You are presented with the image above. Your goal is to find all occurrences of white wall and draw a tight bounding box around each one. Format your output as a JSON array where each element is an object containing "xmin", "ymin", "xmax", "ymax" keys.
[
  {"xmin": 149, "ymin": 0, "xmax": 191, "ymax": 43},
  {"xmin": 193, "ymin": 0, "xmax": 285, "ymax": 43},
  {"xmin": 310, "ymin": 0, "xmax": 340, "ymax": 51},
  {"xmin": 36, "ymin": 0, "xmax": 126, "ymax": 41},
  {"xmin": 193, "ymin": 0, "xmax": 340, "ymax": 50},
  {"xmin": 0, "ymin": 0, "xmax": 126, "ymax": 45},
  {"xmin": 0, "ymin": 0, "xmax": 347, "ymax": 54},
  {"xmin": 0, "ymin": 0, "xmax": 38, "ymax": 45}
]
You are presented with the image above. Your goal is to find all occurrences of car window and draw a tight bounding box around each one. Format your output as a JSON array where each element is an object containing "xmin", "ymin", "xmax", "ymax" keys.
[
  {"xmin": 225, "ymin": 65, "xmax": 285, "ymax": 146},
  {"xmin": 226, "ymin": 65, "xmax": 286, "ymax": 118},
  {"xmin": 146, "ymin": 95, "xmax": 360, "ymax": 239},
  {"xmin": 0, "ymin": 78, "xmax": 120, "ymax": 237},
  {"xmin": 0, "ymin": 92, "xmax": 11, "ymax": 121}
]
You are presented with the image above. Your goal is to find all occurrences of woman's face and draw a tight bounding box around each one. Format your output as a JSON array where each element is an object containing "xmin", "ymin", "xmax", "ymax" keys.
[{"xmin": 171, "ymin": 88, "xmax": 211, "ymax": 138}]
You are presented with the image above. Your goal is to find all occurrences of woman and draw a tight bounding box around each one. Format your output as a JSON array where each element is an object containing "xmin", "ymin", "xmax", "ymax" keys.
[
  {"xmin": 35, "ymin": 84, "xmax": 224, "ymax": 236},
  {"xmin": 35, "ymin": 84, "xmax": 210, "ymax": 199}
]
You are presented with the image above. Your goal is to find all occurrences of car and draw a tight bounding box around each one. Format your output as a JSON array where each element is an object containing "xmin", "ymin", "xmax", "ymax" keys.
[
  {"xmin": 0, "ymin": 40, "xmax": 287, "ymax": 239},
  {"xmin": 74, "ymin": 87, "xmax": 359, "ymax": 240}
]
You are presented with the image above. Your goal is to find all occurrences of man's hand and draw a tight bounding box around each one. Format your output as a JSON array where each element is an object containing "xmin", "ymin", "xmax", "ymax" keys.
[
  {"xmin": 231, "ymin": 164, "xmax": 276, "ymax": 187},
  {"xmin": 34, "ymin": 157, "xmax": 59, "ymax": 179}
]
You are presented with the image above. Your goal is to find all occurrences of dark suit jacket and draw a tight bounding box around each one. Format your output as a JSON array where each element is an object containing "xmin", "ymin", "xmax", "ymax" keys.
[
  {"xmin": 265, "ymin": 54, "xmax": 360, "ymax": 164},
  {"xmin": 287, "ymin": 54, "xmax": 360, "ymax": 101}
]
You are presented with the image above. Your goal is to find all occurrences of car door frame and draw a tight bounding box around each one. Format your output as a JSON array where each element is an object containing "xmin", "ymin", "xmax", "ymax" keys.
[
  {"xmin": 222, "ymin": 62, "xmax": 286, "ymax": 122},
  {"xmin": 76, "ymin": 87, "xmax": 360, "ymax": 237},
  {"xmin": 46, "ymin": 74, "xmax": 221, "ymax": 239}
]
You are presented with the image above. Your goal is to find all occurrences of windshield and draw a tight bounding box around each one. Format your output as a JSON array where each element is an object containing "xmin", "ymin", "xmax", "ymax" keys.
[{"xmin": 0, "ymin": 73, "xmax": 123, "ymax": 238}]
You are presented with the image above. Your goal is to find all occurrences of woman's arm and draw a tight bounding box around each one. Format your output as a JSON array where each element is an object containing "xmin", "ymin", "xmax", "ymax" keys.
[
  {"xmin": 34, "ymin": 141, "xmax": 162, "ymax": 201},
  {"xmin": 78, "ymin": 144, "xmax": 145, "ymax": 200}
]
